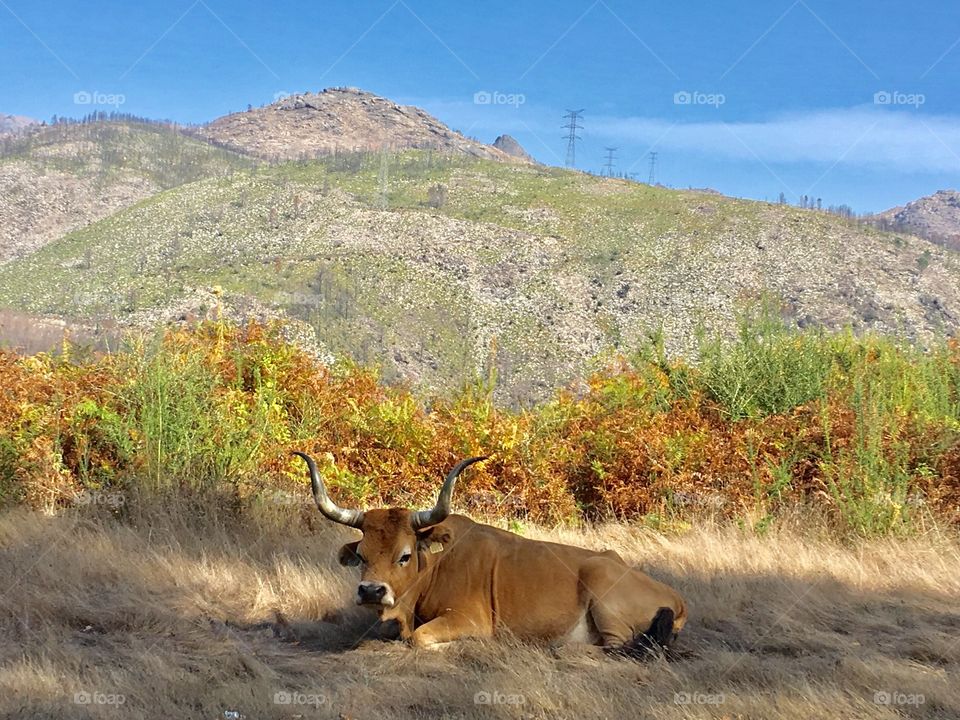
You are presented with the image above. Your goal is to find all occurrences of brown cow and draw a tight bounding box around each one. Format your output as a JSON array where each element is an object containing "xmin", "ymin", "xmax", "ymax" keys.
[{"xmin": 294, "ymin": 452, "xmax": 687, "ymax": 656}]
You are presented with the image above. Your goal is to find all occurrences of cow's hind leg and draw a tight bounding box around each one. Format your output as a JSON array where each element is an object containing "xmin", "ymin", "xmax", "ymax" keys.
[
  {"xmin": 590, "ymin": 601, "xmax": 675, "ymax": 658},
  {"xmin": 589, "ymin": 602, "xmax": 675, "ymax": 660},
  {"xmin": 614, "ymin": 607, "xmax": 676, "ymax": 659},
  {"xmin": 580, "ymin": 558, "xmax": 678, "ymax": 660}
]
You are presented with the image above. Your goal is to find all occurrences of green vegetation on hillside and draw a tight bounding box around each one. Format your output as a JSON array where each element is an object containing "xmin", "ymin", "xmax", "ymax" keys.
[{"xmin": 1, "ymin": 142, "xmax": 955, "ymax": 402}]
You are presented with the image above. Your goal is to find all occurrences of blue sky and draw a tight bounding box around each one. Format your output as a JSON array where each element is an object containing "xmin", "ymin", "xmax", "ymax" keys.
[{"xmin": 2, "ymin": 0, "xmax": 958, "ymax": 212}]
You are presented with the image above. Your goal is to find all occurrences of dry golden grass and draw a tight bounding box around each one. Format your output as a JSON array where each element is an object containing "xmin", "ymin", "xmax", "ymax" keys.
[{"xmin": 1, "ymin": 504, "xmax": 958, "ymax": 720}]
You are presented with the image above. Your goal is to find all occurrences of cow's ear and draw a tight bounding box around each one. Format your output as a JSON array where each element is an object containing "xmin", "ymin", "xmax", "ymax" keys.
[
  {"xmin": 416, "ymin": 524, "xmax": 453, "ymax": 550},
  {"xmin": 338, "ymin": 541, "xmax": 362, "ymax": 567}
]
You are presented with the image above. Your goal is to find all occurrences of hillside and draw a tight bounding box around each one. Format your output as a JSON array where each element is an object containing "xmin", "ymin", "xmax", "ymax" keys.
[
  {"xmin": 0, "ymin": 122, "xmax": 255, "ymax": 262},
  {"xmin": 874, "ymin": 189, "xmax": 960, "ymax": 251},
  {"xmin": 197, "ymin": 87, "xmax": 514, "ymax": 161},
  {"xmin": 0, "ymin": 149, "xmax": 957, "ymax": 402}
]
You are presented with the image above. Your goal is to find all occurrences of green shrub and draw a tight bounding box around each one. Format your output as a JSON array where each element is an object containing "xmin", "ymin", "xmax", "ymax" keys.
[{"xmin": 697, "ymin": 300, "xmax": 837, "ymax": 419}]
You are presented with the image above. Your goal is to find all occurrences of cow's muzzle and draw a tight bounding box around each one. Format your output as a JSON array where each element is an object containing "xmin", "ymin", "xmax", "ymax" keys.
[{"xmin": 357, "ymin": 581, "xmax": 395, "ymax": 607}]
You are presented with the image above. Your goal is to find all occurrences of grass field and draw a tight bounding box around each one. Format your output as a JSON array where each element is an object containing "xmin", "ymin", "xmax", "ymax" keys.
[{"xmin": 1, "ymin": 504, "xmax": 958, "ymax": 720}]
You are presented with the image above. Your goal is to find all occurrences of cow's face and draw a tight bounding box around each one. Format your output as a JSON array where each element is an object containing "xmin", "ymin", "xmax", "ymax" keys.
[
  {"xmin": 294, "ymin": 451, "xmax": 484, "ymax": 608},
  {"xmin": 337, "ymin": 508, "xmax": 450, "ymax": 608}
]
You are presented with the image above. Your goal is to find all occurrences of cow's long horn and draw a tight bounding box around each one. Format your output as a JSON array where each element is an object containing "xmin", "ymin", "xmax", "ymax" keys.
[
  {"xmin": 411, "ymin": 456, "xmax": 487, "ymax": 530},
  {"xmin": 292, "ymin": 452, "xmax": 364, "ymax": 528}
]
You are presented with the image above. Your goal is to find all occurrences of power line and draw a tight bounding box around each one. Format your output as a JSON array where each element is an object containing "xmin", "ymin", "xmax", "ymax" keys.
[
  {"xmin": 602, "ymin": 146, "xmax": 617, "ymax": 176},
  {"xmin": 647, "ymin": 151, "xmax": 658, "ymax": 185},
  {"xmin": 562, "ymin": 109, "xmax": 584, "ymax": 168}
]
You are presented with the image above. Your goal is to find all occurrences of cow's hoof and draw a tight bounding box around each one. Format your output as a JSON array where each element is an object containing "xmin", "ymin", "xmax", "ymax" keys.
[{"xmin": 377, "ymin": 618, "xmax": 403, "ymax": 641}]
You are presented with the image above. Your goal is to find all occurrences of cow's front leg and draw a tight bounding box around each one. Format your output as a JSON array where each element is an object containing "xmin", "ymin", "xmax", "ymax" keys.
[
  {"xmin": 410, "ymin": 610, "xmax": 491, "ymax": 649},
  {"xmin": 379, "ymin": 606, "xmax": 415, "ymax": 642}
]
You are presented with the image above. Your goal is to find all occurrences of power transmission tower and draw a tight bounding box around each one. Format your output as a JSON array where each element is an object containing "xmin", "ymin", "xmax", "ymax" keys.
[
  {"xmin": 562, "ymin": 109, "xmax": 584, "ymax": 168},
  {"xmin": 647, "ymin": 151, "xmax": 658, "ymax": 185},
  {"xmin": 603, "ymin": 146, "xmax": 617, "ymax": 176}
]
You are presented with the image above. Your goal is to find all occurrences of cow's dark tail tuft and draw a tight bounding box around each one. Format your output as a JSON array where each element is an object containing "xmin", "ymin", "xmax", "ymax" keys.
[{"xmin": 608, "ymin": 607, "xmax": 677, "ymax": 661}]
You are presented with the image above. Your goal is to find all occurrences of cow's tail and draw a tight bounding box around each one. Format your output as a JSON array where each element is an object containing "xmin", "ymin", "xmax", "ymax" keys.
[{"xmin": 609, "ymin": 606, "xmax": 678, "ymax": 660}]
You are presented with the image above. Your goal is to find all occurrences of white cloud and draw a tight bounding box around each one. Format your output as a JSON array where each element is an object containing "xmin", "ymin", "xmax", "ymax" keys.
[
  {"xmin": 590, "ymin": 108, "xmax": 960, "ymax": 173},
  {"xmin": 403, "ymin": 95, "xmax": 960, "ymax": 175}
]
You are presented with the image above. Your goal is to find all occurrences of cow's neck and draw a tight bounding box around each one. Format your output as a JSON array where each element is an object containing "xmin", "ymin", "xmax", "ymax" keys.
[
  {"xmin": 410, "ymin": 546, "xmax": 447, "ymax": 627},
  {"xmin": 378, "ymin": 545, "xmax": 444, "ymax": 639}
]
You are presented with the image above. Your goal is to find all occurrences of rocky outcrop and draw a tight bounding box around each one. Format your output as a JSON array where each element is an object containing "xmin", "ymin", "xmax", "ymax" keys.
[
  {"xmin": 874, "ymin": 190, "xmax": 960, "ymax": 251},
  {"xmin": 198, "ymin": 87, "xmax": 518, "ymax": 162},
  {"xmin": 492, "ymin": 134, "xmax": 533, "ymax": 161}
]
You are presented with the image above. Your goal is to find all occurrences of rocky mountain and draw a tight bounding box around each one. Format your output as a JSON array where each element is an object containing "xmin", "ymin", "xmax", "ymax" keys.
[
  {"xmin": 492, "ymin": 134, "xmax": 533, "ymax": 161},
  {"xmin": 0, "ymin": 121, "xmax": 254, "ymax": 263},
  {"xmin": 197, "ymin": 87, "xmax": 516, "ymax": 162},
  {"xmin": 874, "ymin": 190, "xmax": 960, "ymax": 251},
  {"xmin": 0, "ymin": 90, "xmax": 958, "ymax": 403},
  {"xmin": 0, "ymin": 113, "xmax": 37, "ymax": 136}
]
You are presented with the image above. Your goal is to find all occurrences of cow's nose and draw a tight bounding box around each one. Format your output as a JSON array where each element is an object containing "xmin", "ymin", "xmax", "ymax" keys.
[{"xmin": 357, "ymin": 582, "xmax": 388, "ymax": 604}]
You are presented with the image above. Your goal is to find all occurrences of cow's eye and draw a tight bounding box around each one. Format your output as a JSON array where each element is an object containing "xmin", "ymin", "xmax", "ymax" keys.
[
  {"xmin": 397, "ymin": 552, "xmax": 412, "ymax": 566},
  {"xmin": 356, "ymin": 552, "xmax": 366, "ymax": 564}
]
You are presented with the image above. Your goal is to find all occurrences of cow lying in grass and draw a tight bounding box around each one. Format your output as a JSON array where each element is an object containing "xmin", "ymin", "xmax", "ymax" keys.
[{"xmin": 294, "ymin": 452, "xmax": 686, "ymax": 656}]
